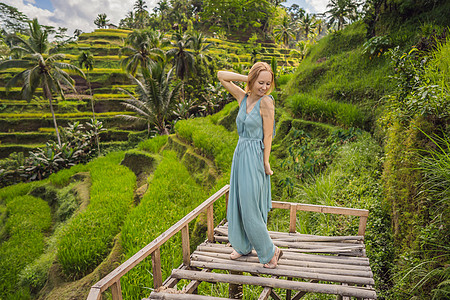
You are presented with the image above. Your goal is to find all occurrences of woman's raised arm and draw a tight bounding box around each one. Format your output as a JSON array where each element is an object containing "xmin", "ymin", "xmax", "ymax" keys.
[{"xmin": 217, "ymin": 71, "xmax": 247, "ymax": 104}]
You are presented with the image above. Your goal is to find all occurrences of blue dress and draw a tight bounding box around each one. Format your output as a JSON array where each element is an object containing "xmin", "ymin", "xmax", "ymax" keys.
[{"xmin": 227, "ymin": 94, "xmax": 275, "ymax": 264}]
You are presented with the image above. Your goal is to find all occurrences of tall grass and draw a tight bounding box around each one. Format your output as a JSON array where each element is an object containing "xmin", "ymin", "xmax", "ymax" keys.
[
  {"xmin": 137, "ymin": 135, "xmax": 168, "ymax": 153},
  {"xmin": 286, "ymin": 92, "xmax": 366, "ymax": 128},
  {"xmin": 120, "ymin": 150, "xmax": 207, "ymax": 299},
  {"xmin": 57, "ymin": 152, "xmax": 136, "ymax": 278},
  {"xmin": 175, "ymin": 116, "xmax": 238, "ymax": 172},
  {"xmin": 0, "ymin": 195, "xmax": 51, "ymax": 299}
]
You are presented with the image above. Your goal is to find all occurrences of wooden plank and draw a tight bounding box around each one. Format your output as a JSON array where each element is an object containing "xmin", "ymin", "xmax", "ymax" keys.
[
  {"xmin": 111, "ymin": 280, "xmax": 122, "ymax": 300},
  {"xmin": 89, "ymin": 185, "xmax": 230, "ymax": 294},
  {"xmin": 192, "ymin": 253, "xmax": 373, "ymax": 277},
  {"xmin": 207, "ymin": 205, "xmax": 214, "ymax": 242},
  {"xmin": 183, "ymin": 268, "xmax": 211, "ymax": 294},
  {"xmin": 181, "ymin": 225, "xmax": 190, "ymax": 266},
  {"xmin": 253, "ymin": 274, "xmax": 281, "ymax": 300},
  {"xmin": 215, "ymin": 226, "xmax": 364, "ymax": 242},
  {"xmin": 149, "ymin": 292, "xmax": 229, "ymax": 299},
  {"xmin": 292, "ymin": 280, "xmax": 319, "ymax": 300},
  {"xmin": 271, "ymin": 201, "xmax": 369, "ymax": 217},
  {"xmin": 193, "ymin": 250, "xmax": 371, "ymax": 271},
  {"xmin": 162, "ymin": 264, "xmax": 186, "ymax": 288},
  {"xmin": 190, "ymin": 260, "xmax": 375, "ymax": 286},
  {"xmin": 152, "ymin": 248, "xmax": 163, "ymax": 289},
  {"xmin": 196, "ymin": 244, "xmax": 370, "ymax": 266},
  {"xmin": 171, "ymin": 270, "xmax": 378, "ymax": 299},
  {"xmin": 290, "ymin": 204, "xmax": 297, "ymax": 233}
]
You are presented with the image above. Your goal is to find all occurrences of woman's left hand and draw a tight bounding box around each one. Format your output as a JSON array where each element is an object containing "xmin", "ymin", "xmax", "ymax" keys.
[{"xmin": 264, "ymin": 162, "xmax": 273, "ymax": 175}]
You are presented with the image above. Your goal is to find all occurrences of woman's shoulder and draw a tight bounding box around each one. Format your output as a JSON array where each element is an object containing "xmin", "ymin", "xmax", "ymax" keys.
[{"xmin": 260, "ymin": 95, "xmax": 275, "ymax": 108}]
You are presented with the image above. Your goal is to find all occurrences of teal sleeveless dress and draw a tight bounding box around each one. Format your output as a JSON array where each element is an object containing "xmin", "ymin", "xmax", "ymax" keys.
[{"xmin": 227, "ymin": 94, "xmax": 275, "ymax": 264}]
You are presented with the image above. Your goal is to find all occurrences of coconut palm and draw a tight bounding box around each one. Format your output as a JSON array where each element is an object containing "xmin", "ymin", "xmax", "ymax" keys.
[
  {"xmin": 190, "ymin": 31, "xmax": 213, "ymax": 67},
  {"xmin": 94, "ymin": 13, "xmax": 109, "ymax": 29},
  {"xmin": 0, "ymin": 18, "xmax": 85, "ymax": 146},
  {"xmin": 325, "ymin": 0, "xmax": 358, "ymax": 31},
  {"xmin": 134, "ymin": 0, "xmax": 149, "ymax": 28},
  {"xmin": 166, "ymin": 30, "xmax": 194, "ymax": 81},
  {"xmin": 274, "ymin": 15, "xmax": 295, "ymax": 47},
  {"xmin": 299, "ymin": 13, "xmax": 316, "ymax": 40},
  {"xmin": 78, "ymin": 50, "xmax": 100, "ymax": 153},
  {"xmin": 119, "ymin": 28, "xmax": 165, "ymax": 75},
  {"xmin": 118, "ymin": 61, "xmax": 181, "ymax": 135}
]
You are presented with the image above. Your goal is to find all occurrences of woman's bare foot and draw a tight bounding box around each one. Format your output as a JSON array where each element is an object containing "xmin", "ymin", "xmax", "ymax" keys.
[
  {"xmin": 263, "ymin": 247, "xmax": 283, "ymax": 269},
  {"xmin": 230, "ymin": 249, "xmax": 242, "ymax": 260}
]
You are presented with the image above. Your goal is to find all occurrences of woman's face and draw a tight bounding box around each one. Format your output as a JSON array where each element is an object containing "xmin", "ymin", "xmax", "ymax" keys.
[{"xmin": 251, "ymin": 71, "xmax": 272, "ymax": 97}]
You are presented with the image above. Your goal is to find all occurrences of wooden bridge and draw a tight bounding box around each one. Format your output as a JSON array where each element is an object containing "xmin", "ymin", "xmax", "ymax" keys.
[{"xmin": 87, "ymin": 185, "xmax": 377, "ymax": 300}]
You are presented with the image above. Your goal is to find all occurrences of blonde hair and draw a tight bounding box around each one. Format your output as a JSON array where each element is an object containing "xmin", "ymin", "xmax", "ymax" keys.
[{"xmin": 245, "ymin": 62, "xmax": 275, "ymax": 95}]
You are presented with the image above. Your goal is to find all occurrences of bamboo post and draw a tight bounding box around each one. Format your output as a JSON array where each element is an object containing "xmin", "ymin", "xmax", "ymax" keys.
[
  {"xmin": 181, "ymin": 225, "xmax": 190, "ymax": 266},
  {"xmin": 358, "ymin": 216, "xmax": 368, "ymax": 236},
  {"xmin": 225, "ymin": 191, "xmax": 229, "ymax": 213},
  {"xmin": 152, "ymin": 248, "xmax": 163, "ymax": 289},
  {"xmin": 289, "ymin": 204, "xmax": 297, "ymax": 233},
  {"xmin": 229, "ymin": 271, "xmax": 243, "ymax": 299},
  {"xmin": 111, "ymin": 280, "xmax": 122, "ymax": 300},
  {"xmin": 207, "ymin": 204, "xmax": 214, "ymax": 242}
]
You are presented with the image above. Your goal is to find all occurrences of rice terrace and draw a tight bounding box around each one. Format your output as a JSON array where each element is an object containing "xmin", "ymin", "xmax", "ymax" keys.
[{"xmin": 0, "ymin": 0, "xmax": 449, "ymax": 299}]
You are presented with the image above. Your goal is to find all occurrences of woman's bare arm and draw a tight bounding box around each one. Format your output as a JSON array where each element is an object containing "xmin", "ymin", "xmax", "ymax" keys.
[
  {"xmin": 260, "ymin": 95, "xmax": 275, "ymax": 175},
  {"xmin": 217, "ymin": 71, "xmax": 247, "ymax": 104}
]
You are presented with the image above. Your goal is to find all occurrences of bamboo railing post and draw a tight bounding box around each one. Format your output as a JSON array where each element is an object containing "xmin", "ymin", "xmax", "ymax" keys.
[
  {"xmin": 358, "ymin": 215, "xmax": 368, "ymax": 236},
  {"xmin": 289, "ymin": 204, "xmax": 297, "ymax": 233},
  {"xmin": 111, "ymin": 280, "xmax": 122, "ymax": 300},
  {"xmin": 207, "ymin": 204, "xmax": 214, "ymax": 242},
  {"xmin": 152, "ymin": 248, "xmax": 163, "ymax": 289},
  {"xmin": 225, "ymin": 191, "xmax": 229, "ymax": 213},
  {"xmin": 181, "ymin": 224, "xmax": 190, "ymax": 266}
]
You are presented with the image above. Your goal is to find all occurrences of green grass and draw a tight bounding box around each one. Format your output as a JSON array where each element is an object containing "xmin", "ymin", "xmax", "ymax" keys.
[
  {"xmin": 286, "ymin": 92, "xmax": 367, "ymax": 129},
  {"xmin": 0, "ymin": 195, "xmax": 51, "ymax": 299},
  {"xmin": 120, "ymin": 150, "xmax": 208, "ymax": 299},
  {"xmin": 137, "ymin": 135, "xmax": 168, "ymax": 153},
  {"xmin": 57, "ymin": 152, "xmax": 136, "ymax": 278},
  {"xmin": 175, "ymin": 116, "xmax": 238, "ymax": 172}
]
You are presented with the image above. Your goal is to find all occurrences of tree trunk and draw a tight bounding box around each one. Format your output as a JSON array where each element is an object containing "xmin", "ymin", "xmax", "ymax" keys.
[
  {"xmin": 48, "ymin": 94, "xmax": 61, "ymax": 146},
  {"xmin": 88, "ymin": 71, "xmax": 100, "ymax": 154}
]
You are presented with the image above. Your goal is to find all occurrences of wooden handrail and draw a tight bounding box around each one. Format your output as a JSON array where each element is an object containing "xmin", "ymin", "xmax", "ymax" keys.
[
  {"xmin": 87, "ymin": 185, "xmax": 369, "ymax": 300},
  {"xmin": 87, "ymin": 184, "xmax": 230, "ymax": 300}
]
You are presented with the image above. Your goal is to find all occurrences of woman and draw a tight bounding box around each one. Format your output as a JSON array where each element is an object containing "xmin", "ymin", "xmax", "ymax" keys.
[{"xmin": 217, "ymin": 62, "xmax": 282, "ymax": 269}]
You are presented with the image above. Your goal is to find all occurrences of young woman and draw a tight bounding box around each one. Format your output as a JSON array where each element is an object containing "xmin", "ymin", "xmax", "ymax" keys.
[{"xmin": 217, "ymin": 62, "xmax": 282, "ymax": 269}]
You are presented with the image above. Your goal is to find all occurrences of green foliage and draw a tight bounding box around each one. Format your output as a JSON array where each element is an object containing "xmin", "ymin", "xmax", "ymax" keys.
[
  {"xmin": 362, "ymin": 35, "xmax": 391, "ymax": 59},
  {"xmin": 48, "ymin": 163, "xmax": 89, "ymax": 186},
  {"xmin": 175, "ymin": 116, "xmax": 238, "ymax": 171},
  {"xmin": 0, "ymin": 195, "xmax": 51, "ymax": 299},
  {"xmin": 120, "ymin": 150, "xmax": 207, "ymax": 299},
  {"xmin": 286, "ymin": 92, "xmax": 366, "ymax": 128},
  {"xmin": 137, "ymin": 135, "xmax": 168, "ymax": 153},
  {"xmin": 57, "ymin": 152, "xmax": 135, "ymax": 278}
]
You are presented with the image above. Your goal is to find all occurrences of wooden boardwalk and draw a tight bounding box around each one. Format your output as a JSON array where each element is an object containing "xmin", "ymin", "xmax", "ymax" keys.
[{"xmin": 87, "ymin": 185, "xmax": 377, "ymax": 300}]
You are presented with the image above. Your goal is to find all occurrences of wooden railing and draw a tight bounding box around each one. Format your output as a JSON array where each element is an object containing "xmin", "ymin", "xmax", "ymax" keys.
[{"xmin": 87, "ymin": 184, "xmax": 369, "ymax": 300}]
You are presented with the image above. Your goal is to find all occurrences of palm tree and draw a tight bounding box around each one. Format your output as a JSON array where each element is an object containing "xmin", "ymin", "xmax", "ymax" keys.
[
  {"xmin": 78, "ymin": 50, "xmax": 100, "ymax": 153},
  {"xmin": 166, "ymin": 30, "xmax": 194, "ymax": 81},
  {"xmin": 274, "ymin": 15, "xmax": 295, "ymax": 47},
  {"xmin": 119, "ymin": 29, "xmax": 165, "ymax": 75},
  {"xmin": 134, "ymin": 0, "xmax": 148, "ymax": 29},
  {"xmin": 166, "ymin": 30, "xmax": 194, "ymax": 101},
  {"xmin": 94, "ymin": 13, "xmax": 109, "ymax": 29},
  {"xmin": 325, "ymin": 0, "xmax": 358, "ymax": 31},
  {"xmin": 299, "ymin": 13, "xmax": 316, "ymax": 40},
  {"xmin": 119, "ymin": 62, "xmax": 181, "ymax": 135},
  {"xmin": 0, "ymin": 18, "xmax": 84, "ymax": 146}
]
